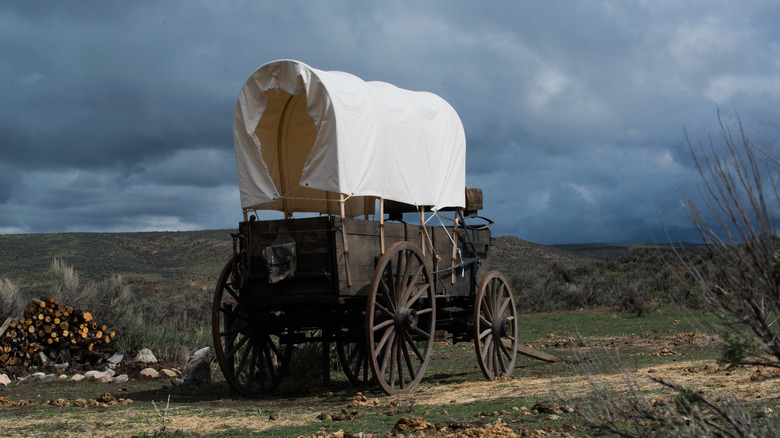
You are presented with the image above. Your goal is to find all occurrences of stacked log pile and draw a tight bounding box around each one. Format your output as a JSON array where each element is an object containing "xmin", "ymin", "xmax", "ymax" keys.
[{"xmin": 0, "ymin": 296, "xmax": 115, "ymax": 367}]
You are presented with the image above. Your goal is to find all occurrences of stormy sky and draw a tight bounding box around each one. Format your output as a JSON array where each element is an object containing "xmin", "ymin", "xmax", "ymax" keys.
[{"xmin": 2, "ymin": 1, "xmax": 779, "ymax": 244}]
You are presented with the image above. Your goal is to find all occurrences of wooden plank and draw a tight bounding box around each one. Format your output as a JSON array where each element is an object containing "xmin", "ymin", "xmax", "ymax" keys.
[{"xmin": 516, "ymin": 345, "xmax": 562, "ymax": 363}]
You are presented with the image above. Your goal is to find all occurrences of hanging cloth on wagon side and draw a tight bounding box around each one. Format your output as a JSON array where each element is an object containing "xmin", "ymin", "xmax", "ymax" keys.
[{"xmin": 233, "ymin": 59, "xmax": 466, "ymax": 217}]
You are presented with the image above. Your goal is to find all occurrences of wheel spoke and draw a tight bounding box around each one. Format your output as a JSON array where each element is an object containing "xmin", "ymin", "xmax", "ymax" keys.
[
  {"xmin": 405, "ymin": 268, "xmax": 428, "ymax": 307},
  {"xmin": 359, "ymin": 349, "xmax": 368, "ymax": 382},
  {"xmin": 261, "ymin": 335, "xmax": 278, "ymax": 381},
  {"xmin": 497, "ymin": 296, "xmax": 512, "ymax": 318},
  {"xmin": 375, "ymin": 302, "xmax": 394, "ymax": 319},
  {"xmin": 372, "ymin": 318, "xmax": 394, "ymax": 332},
  {"xmin": 415, "ymin": 307, "xmax": 433, "ymax": 316},
  {"xmin": 481, "ymin": 296, "xmax": 494, "ymax": 321},
  {"xmin": 403, "ymin": 331, "xmax": 424, "ymax": 361},
  {"xmin": 402, "ymin": 339, "xmax": 416, "ymax": 382},
  {"xmin": 393, "ymin": 253, "xmax": 406, "ymax": 305},
  {"xmin": 224, "ymin": 331, "xmax": 250, "ymax": 358},
  {"xmin": 247, "ymin": 341, "xmax": 260, "ymax": 389},
  {"xmin": 377, "ymin": 327, "xmax": 396, "ymax": 375},
  {"xmin": 223, "ymin": 285, "xmax": 240, "ymax": 303},
  {"xmin": 396, "ymin": 336, "xmax": 404, "ymax": 387},
  {"xmin": 495, "ymin": 337, "xmax": 507, "ymax": 372},
  {"xmin": 235, "ymin": 336, "xmax": 253, "ymax": 379},
  {"xmin": 375, "ymin": 323, "xmax": 395, "ymax": 353},
  {"xmin": 388, "ymin": 336, "xmax": 397, "ymax": 387},
  {"xmin": 380, "ymin": 281, "xmax": 396, "ymax": 313},
  {"xmin": 481, "ymin": 334, "xmax": 493, "ymax": 359},
  {"xmin": 409, "ymin": 325, "xmax": 431, "ymax": 340},
  {"xmin": 498, "ymin": 338, "xmax": 512, "ymax": 362}
]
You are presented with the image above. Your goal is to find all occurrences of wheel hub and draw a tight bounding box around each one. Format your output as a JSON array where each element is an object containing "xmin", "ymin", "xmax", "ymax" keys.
[
  {"xmin": 492, "ymin": 317, "xmax": 510, "ymax": 338},
  {"xmin": 395, "ymin": 307, "xmax": 418, "ymax": 331}
]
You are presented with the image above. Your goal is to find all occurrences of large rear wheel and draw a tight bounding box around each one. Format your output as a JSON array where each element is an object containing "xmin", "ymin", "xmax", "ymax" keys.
[
  {"xmin": 366, "ymin": 241, "xmax": 435, "ymax": 395},
  {"xmin": 212, "ymin": 256, "xmax": 291, "ymax": 395}
]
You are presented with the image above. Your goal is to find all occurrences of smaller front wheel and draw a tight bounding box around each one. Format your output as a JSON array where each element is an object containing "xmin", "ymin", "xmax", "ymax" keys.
[{"xmin": 474, "ymin": 271, "xmax": 518, "ymax": 380}]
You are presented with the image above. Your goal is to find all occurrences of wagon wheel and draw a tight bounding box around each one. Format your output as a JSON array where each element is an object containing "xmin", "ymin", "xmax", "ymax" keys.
[
  {"xmin": 366, "ymin": 241, "xmax": 436, "ymax": 395},
  {"xmin": 212, "ymin": 256, "xmax": 292, "ymax": 396},
  {"xmin": 474, "ymin": 270, "xmax": 518, "ymax": 380},
  {"xmin": 336, "ymin": 326, "xmax": 373, "ymax": 387}
]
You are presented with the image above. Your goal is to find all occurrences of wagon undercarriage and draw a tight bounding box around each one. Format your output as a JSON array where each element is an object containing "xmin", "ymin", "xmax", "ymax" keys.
[{"xmin": 212, "ymin": 211, "xmax": 518, "ymax": 396}]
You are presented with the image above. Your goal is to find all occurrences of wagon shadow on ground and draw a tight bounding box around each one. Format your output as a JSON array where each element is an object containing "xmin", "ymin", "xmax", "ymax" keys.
[{"xmin": 124, "ymin": 367, "xmax": 485, "ymax": 408}]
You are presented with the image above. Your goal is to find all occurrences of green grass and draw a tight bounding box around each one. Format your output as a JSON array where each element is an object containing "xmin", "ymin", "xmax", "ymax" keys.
[{"xmin": 0, "ymin": 306, "xmax": 729, "ymax": 437}]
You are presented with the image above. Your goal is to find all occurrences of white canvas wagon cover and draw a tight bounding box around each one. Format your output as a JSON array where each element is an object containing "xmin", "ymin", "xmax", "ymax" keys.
[{"xmin": 233, "ymin": 60, "xmax": 466, "ymax": 217}]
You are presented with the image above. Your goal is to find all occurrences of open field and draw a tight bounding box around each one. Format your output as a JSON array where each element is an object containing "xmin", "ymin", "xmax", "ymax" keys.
[
  {"xmin": 0, "ymin": 230, "xmax": 676, "ymax": 299},
  {"xmin": 2, "ymin": 306, "xmax": 775, "ymax": 437}
]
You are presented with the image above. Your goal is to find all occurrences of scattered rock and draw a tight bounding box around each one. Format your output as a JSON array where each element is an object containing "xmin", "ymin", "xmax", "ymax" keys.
[
  {"xmin": 546, "ymin": 414, "xmax": 561, "ymax": 420},
  {"xmin": 135, "ymin": 348, "xmax": 157, "ymax": 363},
  {"xmin": 0, "ymin": 374, "xmax": 10, "ymax": 386},
  {"xmin": 107, "ymin": 353, "xmax": 124, "ymax": 365},
  {"xmin": 182, "ymin": 347, "xmax": 214, "ymax": 385},
  {"xmin": 30, "ymin": 372, "xmax": 56, "ymax": 383},
  {"xmin": 72, "ymin": 374, "xmax": 85, "ymax": 382},
  {"xmin": 161, "ymin": 369, "xmax": 178, "ymax": 378},
  {"xmin": 394, "ymin": 417, "xmax": 435, "ymax": 433},
  {"xmin": 113, "ymin": 374, "xmax": 129, "ymax": 383},
  {"xmin": 85, "ymin": 371, "xmax": 107, "ymax": 381},
  {"xmin": 140, "ymin": 368, "xmax": 159, "ymax": 378}
]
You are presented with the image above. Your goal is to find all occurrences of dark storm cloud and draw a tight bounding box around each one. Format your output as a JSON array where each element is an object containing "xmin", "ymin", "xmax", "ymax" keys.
[{"xmin": 1, "ymin": 1, "xmax": 780, "ymax": 242}]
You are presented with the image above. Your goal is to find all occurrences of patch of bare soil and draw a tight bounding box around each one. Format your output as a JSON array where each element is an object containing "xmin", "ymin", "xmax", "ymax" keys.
[{"xmin": 5, "ymin": 333, "xmax": 780, "ymax": 437}]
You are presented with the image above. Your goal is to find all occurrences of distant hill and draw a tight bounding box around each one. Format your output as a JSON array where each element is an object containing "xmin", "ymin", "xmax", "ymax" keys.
[
  {"xmin": 0, "ymin": 230, "xmax": 236, "ymax": 297},
  {"xmin": 550, "ymin": 241, "xmax": 700, "ymax": 261},
  {"xmin": 489, "ymin": 236, "xmax": 591, "ymax": 274},
  {"xmin": 0, "ymin": 230, "xmax": 693, "ymax": 298}
]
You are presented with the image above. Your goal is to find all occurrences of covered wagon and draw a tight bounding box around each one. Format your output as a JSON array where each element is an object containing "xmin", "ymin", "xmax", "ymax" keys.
[{"xmin": 213, "ymin": 59, "xmax": 518, "ymax": 395}]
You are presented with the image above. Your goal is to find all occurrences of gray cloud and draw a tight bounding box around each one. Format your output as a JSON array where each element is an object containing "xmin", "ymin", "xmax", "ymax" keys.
[{"xmin": 2, "ymin": 1, "xmax": 779, "ymax": 243}]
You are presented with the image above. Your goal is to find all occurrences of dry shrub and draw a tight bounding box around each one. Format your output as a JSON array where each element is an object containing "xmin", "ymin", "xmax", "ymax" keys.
[
  {"xmin": 0, "ymin": 278, "xmax": 24, "ymax": 319},
  {"xmin": 557, "ymin": 343, "xmax": 778, "ymax": 437},
  {"xmin": 670, "ymin": 114, "xmax": 780, "ymax": 368}
]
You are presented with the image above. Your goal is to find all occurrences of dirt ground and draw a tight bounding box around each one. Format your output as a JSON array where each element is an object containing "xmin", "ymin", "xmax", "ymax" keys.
[{"xmin": 3, "ymin": 334, "xmax": 780, "ymax": 437}]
